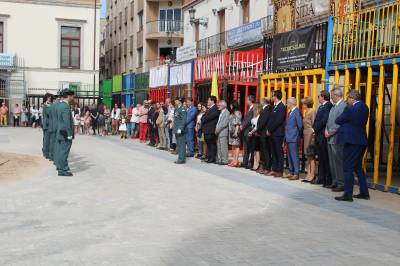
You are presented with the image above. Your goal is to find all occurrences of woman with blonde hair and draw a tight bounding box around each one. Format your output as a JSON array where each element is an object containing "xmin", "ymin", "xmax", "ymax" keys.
[
  {"xmin": 248, "ymin": 103, "xmax": 262, "ymax": 171},
  {"xmin": 301, "ymin": 96, "xmax": 317, "ymax": 182}
]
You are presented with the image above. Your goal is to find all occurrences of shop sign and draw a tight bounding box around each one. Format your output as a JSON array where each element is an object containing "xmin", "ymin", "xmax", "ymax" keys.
[
  {"xmin": 176, "ymin": 43, "xmax": 197, "ymax": 63},
  {"xmin": 273, "ymin": 25, "xmax": 316, "ymax": 71},
  {"xmin": 226, "ymin": 20, "xmax": 262, "ymax": 48}
]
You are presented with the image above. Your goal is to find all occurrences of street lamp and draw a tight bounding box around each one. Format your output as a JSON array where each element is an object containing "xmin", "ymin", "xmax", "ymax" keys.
[{"xmin": 188, "ymin": 7, "xmax": 208, "ymax": 27}]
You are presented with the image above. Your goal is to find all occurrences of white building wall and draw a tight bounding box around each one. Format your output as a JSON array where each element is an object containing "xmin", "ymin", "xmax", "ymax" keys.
[{"xmin": 0, "ymin": 1, "xmax": 100, "ymax": 92}]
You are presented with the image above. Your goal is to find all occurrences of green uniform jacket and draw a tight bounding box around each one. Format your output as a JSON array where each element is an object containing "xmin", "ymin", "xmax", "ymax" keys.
[
  {"xmin": 42, "ymin": 104, "xmax": 50, "ymax": 130},
  {"xmin": 173, "ymin": 106, "xmax": 187, "ymax": 134},
  {"xmin": 55, "ymin": 101, "xmax": 74, "ymax": 141},
  {"xmin": 49, "ymin": 102, "xmax": 58, "ymax": 133}
]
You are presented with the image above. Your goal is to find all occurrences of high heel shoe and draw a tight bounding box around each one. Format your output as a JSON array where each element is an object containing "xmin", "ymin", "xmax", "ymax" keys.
[{"xmin": 229, "ymin": 161, "xmax": 239, "ymax": 168}]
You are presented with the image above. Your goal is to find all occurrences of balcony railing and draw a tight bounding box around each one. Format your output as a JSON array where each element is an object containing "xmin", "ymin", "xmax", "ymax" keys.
[
  {"xmin": 331, "ymin": 1, "xmax": 400, "ymax": 64},
  {"xmin": 146, "ymin": 20, "xmax": 183, "ymax": 35},
  {"xmin": 196, "ymin": 16, "xmax": 272, "ymax": 57}
]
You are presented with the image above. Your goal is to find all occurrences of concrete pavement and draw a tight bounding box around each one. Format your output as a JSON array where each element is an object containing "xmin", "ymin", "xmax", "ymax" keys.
[{"xmin": 0, "ymin": 127, "xmax": 399, "ymax": 266}]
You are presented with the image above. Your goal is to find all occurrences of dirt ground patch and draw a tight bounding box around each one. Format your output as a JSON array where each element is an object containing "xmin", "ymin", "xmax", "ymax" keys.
[{"xmin": 0, "ymin": 152, "xmax": 50, "ymax": 182}]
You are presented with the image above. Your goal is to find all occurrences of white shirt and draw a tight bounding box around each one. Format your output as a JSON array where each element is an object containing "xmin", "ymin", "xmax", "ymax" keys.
[
  {"xmin": 251, "ymin": 115, "xmax": 259, "ymax": 130},
  {"xmin": 30, "ymin": 107, "xmax": 39, "ymax": 119},
  {"xmin": 111, "ymin": 108, "xmax": 120, "ymax": 120},
  {"xmin": 131, "ymin": 107, "xmax": 139, "ymax": 123}
]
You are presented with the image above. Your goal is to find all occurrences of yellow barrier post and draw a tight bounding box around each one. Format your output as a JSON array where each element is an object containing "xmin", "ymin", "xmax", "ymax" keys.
[
  {"xmin": 267, "ymin": 79, "xmax": 271, "ymax": 99},
  {"xmin": 304, "ymin": 76, "xmax": 309, "ymax": 97},
  {"xmin": 355, "ymin": 67, "xmax": 361, "ymax": 90},
  {"xmin": 335, "ymin": 70, "xmax": 340, "ymax": 85},
  {"xmin": 260, "ymin": 77, "xmax": 265, "ymax": 103},
  {"xmin": 344, "ymin": 68, "xmax": 350, "ymax": 97},
  {"xmin": 296, "ymin": 76, "xmax": 300, "ymax": 107},
  {"xmin": 363, "ymin": 66, "xmax": 373, "ymax": 170},
  {"xmin": 386, "ymin": 63, "xmax": 398, "ymax": 191},
  {"xmin": 373, "ymin": 65, "xmax": 385, "ymax": 187},
  {"xmin": 281, "ymin": 78, "xmax": 286, "ymax": 104},
  {"xmin": 313, "ymin": 75, "xmax": 318, "ymax": 111},
  {"xmin": 288, "ymin": 77, "xmax": 293, "ymax": 98}
]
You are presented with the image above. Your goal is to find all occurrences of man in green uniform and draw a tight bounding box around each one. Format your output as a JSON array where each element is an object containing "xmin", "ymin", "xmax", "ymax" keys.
[
  {"xmin": 48, "ymin": 93, "xmax": 60, "ymax": 162},
  {"xmin": 41, "ymin": 93, "xmax": 54, "ymax": 159},
  {"xmin": 54, "ymin": 89, "xmax": 75, "ymax": 176},
  {"xmin": 173, "ymin": 97, "xmax": 187, "ymax": 164}
]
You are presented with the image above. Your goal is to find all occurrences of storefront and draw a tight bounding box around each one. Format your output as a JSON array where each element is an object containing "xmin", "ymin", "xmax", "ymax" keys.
[
  {"xmin": 134, "ymin": 72, "xmax": 149, "ymax": 105},
  {"xmin": 149, "ymin": 65, "xmax": 168, "ymax": 103},
  {"xmin": 325, "ymin": 1, "xmax": 400, "ymax": 193},
  {"xmin": 169, "ymin": 61, "xmax": 193, "ymax": 100}
]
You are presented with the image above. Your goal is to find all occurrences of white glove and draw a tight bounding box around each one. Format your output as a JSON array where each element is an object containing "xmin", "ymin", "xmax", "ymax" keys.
[
  {"xmin": 177, "ymin": 129, "xmax": 182, "ymax": 135},
  {"xmin": 67, "ymin": 136, "xmax": 73, "ymax": 140}
]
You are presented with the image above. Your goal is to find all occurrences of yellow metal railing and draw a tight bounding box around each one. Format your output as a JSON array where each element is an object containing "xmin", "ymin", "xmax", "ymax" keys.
[{"xmin": 332, "ymin": 1, "xmax": 400, "ymax": 63}]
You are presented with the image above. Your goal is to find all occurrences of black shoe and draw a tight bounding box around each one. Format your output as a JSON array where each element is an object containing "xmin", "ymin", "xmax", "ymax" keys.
[
  {"xmin": 219, "ymin": 162, "xmax": 228, "ymax": 166},
  {"xmin": 196, "ymin": 154, "xmax": 202, "ymax": 159},
  {"xmin": 206, "ymin": 160, "xmax": 216, "ymax": 164},
  {"xmin": 58, "ymin": 172, "xmax": 73, "ymax": 176},
  {"xmin": 326, "ymin": 184, "xmax": 337, "ymax": 189},
  {"xmin": 353, "ymin": 194, "xmax": 370, "ymax": 200},
  {"xmin": 335, "ymin": 195, "xmax": 353, "ymax": 202},
  {"xmin": 186, "ymin": 154, "xmax": 194, "ymax": 158},
  {"xmin": 174, "ymin": 161, "xmax": 185, "ymax": 164}
]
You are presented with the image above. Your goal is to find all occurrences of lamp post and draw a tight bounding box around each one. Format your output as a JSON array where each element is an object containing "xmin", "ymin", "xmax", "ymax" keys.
[{"xmin": 93, "ymin": 0, "xmax": 97, "ymax": 104}]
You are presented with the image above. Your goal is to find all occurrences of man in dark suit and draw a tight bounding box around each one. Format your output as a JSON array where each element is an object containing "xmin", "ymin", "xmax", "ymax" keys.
[
  {"xmin": 240, "ymin": 95, "xmax": 255, "ymax": 169},
  {"xmin": 185, "ymin": 98, "xmax": 197, "ymax": 157},
  {"xmin": 312, "ymin": 90, "xmax": 333, "ymax": 186},
  {"xmin": 257, "ymin": 97, "xmax": 272, "ymax": 174},
  {"xmin": 335, "ymin": 89, "xmax": 370, "ymax": 202},
  {"xmin": 267, "ymin": 90, "xmax": 286, "ymax": 177},
  {"xmin": 201, "ymin": 96, "xmax": 220, "ymax": 163}
]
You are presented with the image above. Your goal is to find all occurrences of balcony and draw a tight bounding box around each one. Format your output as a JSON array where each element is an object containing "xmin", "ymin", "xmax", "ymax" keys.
[
  {"xmin": 146, "ymin": 20, "xmax": 183, "ymax": 39},
  {"xmin": 331, "ymin": 1, "xmax": 400, "ymax": 64}
]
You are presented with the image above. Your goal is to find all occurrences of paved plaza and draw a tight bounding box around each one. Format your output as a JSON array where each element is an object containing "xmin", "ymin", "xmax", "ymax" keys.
[{"xmin": 0, "ymin": 127, "xmax": 399, "ymax": 266}]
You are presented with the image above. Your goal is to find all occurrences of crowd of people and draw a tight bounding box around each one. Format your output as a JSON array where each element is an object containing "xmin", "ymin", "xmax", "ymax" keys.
[
  {"xmin": 0, "ymin": 101, "xmax": 45, "ymax": 128},
  {"xmin": 3, "ymin": 85, "xmax": 370, "ymax": 202}
]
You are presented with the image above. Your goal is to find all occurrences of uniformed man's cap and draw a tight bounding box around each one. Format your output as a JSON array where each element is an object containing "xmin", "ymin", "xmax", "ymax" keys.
[{"xmin": 61, "ymin": 88, "xmax": 75, "ymax": 96}]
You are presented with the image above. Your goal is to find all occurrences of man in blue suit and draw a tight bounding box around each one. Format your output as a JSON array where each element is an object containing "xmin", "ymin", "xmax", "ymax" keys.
[
  {"xmin": 312, "ymin": 90, "xmax": 333, "ymax": 186},
  {"xmin": 335, "ymin": 89, "xmax": 370, "ymax": 202},
  {"xmin": 185, "ymin": 98, "xmax": 197, "ymax": 157},
  {"xmin": 285, "ymin": 97, "xmax": 303, "ymax": 180},
  {"xmin": 267, "ymin": 90, "xmax": 286, "ymax": 177}
]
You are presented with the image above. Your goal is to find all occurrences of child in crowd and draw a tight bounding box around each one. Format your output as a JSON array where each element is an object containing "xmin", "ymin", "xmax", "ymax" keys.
[{"xmin": 73, "ymin": 110, "xmax": 80, "ymax": 134}]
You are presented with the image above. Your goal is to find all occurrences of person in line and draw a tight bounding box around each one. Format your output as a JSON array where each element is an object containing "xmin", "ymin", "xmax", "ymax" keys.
[
  {"xmin": 248, "ymin": 104, "xmax": 262, "ymax": 171},
  {"xmin": 120, "ymin": 104, "xmax": 127, "ymax": 122},
  {"xmin": 30, "ymin": 104, "xmax": 39, "ymax": 128},
  {"xmin": 97, "ymin": 103, "xmax": 105, "ymax": 136},
  {"xmin": 284, "ymin": 97, "xmax": 303, "ymax": 180},
  {"xmin": 73, "ymin": 107, "xmax": 81, "ymax": 134},
  {"xmin": 335, "ymin": 89, "xmax": 370, "ymax": 202},
  {"xmin": 156, "ymin": 102, "xmax": 167, "ymax": 150},
  {"xmin": 119, "ymin": 115, "xmax": 127, "ymax": 139},
  {"xmin": 201, "ymin": 96, "xmax": 220, "ymax": 164},
  {"xmin": 312, "ymin": 90, "xmax": 333, "ymax": 186},
  {"xmin": 256, "ymin": 98, "xmax": 272, "ymax": 175},
  {"xmin": 54, "ymin": 89, "xmax": 75, "ymax": 176},
  {"xmin": 90, "ymin": 104, "xmax": 99, "ymax": 135},
  {"xmin": 325, "ymin": 87, "xmax": 346, "ymax": 192},
  {"xmin": 111, "ymin": 104, "xmax": 121, "ymax": 135},
  {"xmin": 21, "ymin": 105, "xmax": 29, "ymax": 127},
  {"xmin": 301, "ymin": 97, "xmax": 317, "ymax": 182},
  {"xmin": 241, "ymin": 96, "xmax": 255, "ymax": 169},
  {"xmin": 0, "ymin": 102, "xmax": 8, "ymax": 127},
  {"xmin": 103, "ymin": 105, "xmax": 111, "ymax": 136},
  {"xmin": 42, "ymin": 93, "xmax": 54, "ymax": 159},
  {"xmin": 147, "ymin": 101, "xmax": 157, "ymax": 146},
  {"xmin": 83, "ymin": 108, "xmax": 91, "ymax": 135},
  {"xmin": 126, "ymin": 104, "xmax": 133, "ymax": 138},
  {"xmin": 185, "ymin": 98, "xmax": 197, "ymax": 158},
  {"xmin": 266, "ymin": 90, "xmax": 286, "ymax": 178},
  {"xmin": 215, "ymin": 100, "xmax": 230, "ymax": 165},
  {"xmin": 173, "ymin": 97, "xmax": 187, "ymax": 164},
  {"xmin": 228, "ymin": 101, "xmax": 242, "ymax": 167},
  {"xmin": 48, "ymin": 93, "xmax": 60, "ymax": 162},
  {"xmin": 12, "ymin": 104, "xmax": 22, "ymax": 127},
  {"xmin": 131, "ymin": 104, "xmax": 140, "ymax": 138},
  {"xmin": 196, "ymin": 103, "xmax": 206, "ymax": 159},
  {"xmin": 138, "ymin": 101, "xmax": 149, "ymax": 143},
  {"xmin": 38, "ymin": 103, "xmax": 43, "ymax": 128},
  {"xmin": 166, "ymin": 99, "xmax": 176, "ymax": 152}
]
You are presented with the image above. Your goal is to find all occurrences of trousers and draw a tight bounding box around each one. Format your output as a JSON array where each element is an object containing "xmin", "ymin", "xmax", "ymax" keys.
[
  {"xmin": 186, "ymin": 127, "xmax": 195, "ymax": 156},
  {"xmin": 260, "ymin": 136, "xmax": 272, "ymax": 170},
  {"xmin": 54, "ymin": 139, "xmax": 72, "ymax": 174},
  {"xmin": 139, "ymin": 122, "xmax": 148, "ymax": 141},
  {"xmin": 205, "ymin": 133, "xmax": 217, "ymax": 162},
  {"xmin": 287, "ymin": 141, "xmax": 300, "ymax": 175},
  {"xmin": 270, "ymin": 136, "xmax": 284, "ymax": 172},
  {"xmin": 217, "ymin": 136, "xmax": 229, "ymax": 164},
  {"xmin": 158, "ymin": 127, "xmax": 166, "ymax": 148},
  {"xmin": 42, "ymin": 130, "xmax": 50, "ymax": 158},
  {"xmin": 343, "ymin": 144, "xmax": 369, "ymax": 197},
  {"xmin": 176, "ymin": 133, "xmax": 186, "ymax": 163},
  {"xmin": 48, "ymin": 132, "xmax": 56, "ymax": 160},
  {"xmin": 328, "ymin": 143, "xmax": 344, "ymax": 186}
]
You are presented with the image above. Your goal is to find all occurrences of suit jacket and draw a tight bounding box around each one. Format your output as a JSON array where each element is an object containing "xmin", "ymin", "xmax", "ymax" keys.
[
  {"xmin": 326, "ymin": 99, "xmax": 346, "ymax": 144},
  {"xmin": 48, "ymin": 102, "xmax": 58, "ymax": 133},
  {"xmin": 56, "ymin": 101, "xmax": 74, "ymax": 141},
  {"xmin": 241, "ymin": 106, "xmax": 254, "ymax": 135},
  {"xmin": 312, "ymin": 101, "xmax": 333, "ymax": 143},
  {"xmin": 335, "ymin": 101, "xmax": 369, "ymax": 146},
  {"xmin": 267, "ymin": 102, "xmax": 286, "ymax": 137},
  {"xmin": 42, "ymin": 104, "xmax": 50, "ymax": 130},
  {"xmin": 215, "ymin": 109, "xmax": 229, "ymax": 137},
  {"xmin": 186, "ymin": 106, "xmax": 197, "ymax": 129},
  {"xmin": 201, "ymin": 105, "xmax": 220, "ymax": 135},
  {"xmin": 173, "ymin": 106, "xmax": 187, "ymax": 134},
  {"xmin": 257, "ymin": 104, "xmax": 272, "ymax": 136},
  {"xmin": 285, "ymin": 107, "xmax": 303, "ymax": 143}
]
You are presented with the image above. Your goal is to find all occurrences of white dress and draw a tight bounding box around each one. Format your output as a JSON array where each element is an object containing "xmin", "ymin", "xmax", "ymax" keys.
[{"xmin": 119, "ymin": 119, "xmax": 127, "ymax": 131}]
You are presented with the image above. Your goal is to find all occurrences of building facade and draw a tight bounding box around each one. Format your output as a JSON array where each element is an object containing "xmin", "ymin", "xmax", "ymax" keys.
[
  {"xmin": 0, "ymin": 0, "xmax": 100, "ymax": 107},
  {"xmin": 104, "ymin": 0, "xmax": 184, "ymax": 77}
]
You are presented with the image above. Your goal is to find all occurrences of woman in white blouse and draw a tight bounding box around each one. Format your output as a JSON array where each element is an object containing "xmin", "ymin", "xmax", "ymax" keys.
[{"xmin": 111, "ymin": 104, "xmax": 121, "ymax": 135}]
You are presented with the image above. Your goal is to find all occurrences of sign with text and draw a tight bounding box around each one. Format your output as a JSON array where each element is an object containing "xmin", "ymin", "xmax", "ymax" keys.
[
  {"xmin": 226, "ymin": 20, "xmax": 262, "ymax": 48},
  {"xmin": 296, "ymin": 0, "xmax": 330, "ymax": 21},
  {"xmin": 273, "ymin": 25, "xmax": 316, "ymax": 71},
  {"xmin": 0, "ymin": 53, "xmax": 15, "ymax": 69},
  {"xmin": 176, "ymin": 43, "xmax": 197, "ymax": 63},
  {"xmin": 274, "ymin": 0, "xmax": 296, "ymax": 33}
]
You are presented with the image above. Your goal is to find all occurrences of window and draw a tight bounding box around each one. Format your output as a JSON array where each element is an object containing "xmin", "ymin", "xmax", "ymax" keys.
[
  {"xmin": 138, "ymin": 11, "xmax": 143, "ymax": 31},
  {"xmin": 159, "ymin": 9, "xmax": 181, "ymax": 32},
  {"xmin": 0, "ymin": 22, "xmax": 3, "ymax": 53},
  {"xmin": 137, "ymin": 47, "xmax": 143, "ymax": 67},
  {"xmin": 61, "ymin": 26, "xmax": 80, "ymax": 69}
]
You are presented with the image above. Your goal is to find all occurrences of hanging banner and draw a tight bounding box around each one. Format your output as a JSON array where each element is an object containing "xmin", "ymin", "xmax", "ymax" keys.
[
  {"xmin": 296, "ymin": 0, "xmax": 330, "ymax": 21},
  {"xmin": 330, "ymin": 0, "xmax": 360, "ymax": 17},
  {"xmin": 274, "ymin": 0, "xmax": 296, "ymax": 33},
  {"xmin": 226, "ymin": 20, "xmax": 262, "ymax": 48},
  {"xmin": 273, "ymin": 25, "xmax": 316, "ymax": 71},
  {"xmin": 169, "ymin": 62, "xmax": 192, "ymax": 86},
  {"xmin": 149, "ymin": 65, "xmax": 168, "ymax": 88},
  {"xmin": 176, "ymin": 43, "xmax": 197, "ymax": 63}
]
